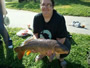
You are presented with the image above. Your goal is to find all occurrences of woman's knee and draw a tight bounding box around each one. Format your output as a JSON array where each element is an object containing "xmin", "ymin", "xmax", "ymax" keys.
[{"xmin": 64, "ymin": 38, "xmax": 71, "ymax": 51}]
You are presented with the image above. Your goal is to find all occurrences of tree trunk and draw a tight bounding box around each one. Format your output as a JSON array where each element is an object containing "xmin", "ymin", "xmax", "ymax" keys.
[{"xmin": 18, "ymin": 0, "xmax": 26, "ymax": 3}]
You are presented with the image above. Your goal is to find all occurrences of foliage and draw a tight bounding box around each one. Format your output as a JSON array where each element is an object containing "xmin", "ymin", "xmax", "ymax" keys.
[
  {"xmin": 5, "ymin": 0, "xmax": 17, "ymax": 2},
  {"xmin": 6, "ymin": 0, "xmax": 90, "ymax": 16},
  {"xmin": 0, "ymin": 28, "xmax": 89, "ymax": 68},
  {"xmin": 6, "ymin": 1, "xmax": 40, "ymax": 12}
]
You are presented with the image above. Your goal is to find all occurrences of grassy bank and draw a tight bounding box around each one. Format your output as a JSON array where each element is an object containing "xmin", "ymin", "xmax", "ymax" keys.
[
  {"xmin": 6, "ymin": 0, "xmax": 90, "ymax": 16},
  {"xmin": 0, "ymin": 28, "xmax": 89, "ymax": 68}
]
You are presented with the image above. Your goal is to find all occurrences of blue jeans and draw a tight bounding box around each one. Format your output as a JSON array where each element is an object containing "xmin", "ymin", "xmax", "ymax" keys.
[{"xmin": 0, "ymin": 5, "xmax": 12, "ymax": 46}]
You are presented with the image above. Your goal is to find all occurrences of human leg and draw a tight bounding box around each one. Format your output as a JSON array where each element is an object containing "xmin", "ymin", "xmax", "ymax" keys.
[
  {"xmin": 59, "ymin": 38, "xmax": 71, "ymax": 68},
  {"xmin": 0, "ymin": 5, "xmax": 13, "ymax": 48},
  {"xmin": 35, "ymin": 54, "xmax": 45, "ymax": 62}
]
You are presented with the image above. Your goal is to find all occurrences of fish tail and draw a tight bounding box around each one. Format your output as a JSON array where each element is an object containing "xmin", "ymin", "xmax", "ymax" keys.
[
  {"xmin": 14, "ymin": 47, "xmax": 25, "ymax": 60},
  {"xmin": 18, "ymin": 51, "xmax": 25, "ymax": 60}
]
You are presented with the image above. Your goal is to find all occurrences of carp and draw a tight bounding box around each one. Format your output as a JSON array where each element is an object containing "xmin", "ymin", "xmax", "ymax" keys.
[{"xmin": 14, "ymin": 37, "xmax": 69, "ymax": 61}]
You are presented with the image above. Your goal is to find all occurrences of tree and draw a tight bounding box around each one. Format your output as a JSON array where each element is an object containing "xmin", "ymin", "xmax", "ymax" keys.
[
  {"xmin": 18, "ymin": 0, "xmax": 37, "ymax": 3},
  {"xmin": 18, "ymin": 0, "xmax": 26, "ymax": 3},
  {"xmin": 34, "ymin": 0, "xmax": 36, "ymax": 3}
]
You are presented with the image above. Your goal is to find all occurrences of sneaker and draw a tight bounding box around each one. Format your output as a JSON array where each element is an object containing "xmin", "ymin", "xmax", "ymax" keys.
[
  {"xmin": 35, "ymin": 55, "xmax": 45, "ymax": 62},
  {"xmin": 8, "ymin": 45, "xmax": 13, "ymax": 49},
  {"xmin": 8, "ymin": 39, "xmax": 13, "ymax": 49},
  {"xmin": 60, "ymin": 60, "xmax": 67, "ymax": 68}
]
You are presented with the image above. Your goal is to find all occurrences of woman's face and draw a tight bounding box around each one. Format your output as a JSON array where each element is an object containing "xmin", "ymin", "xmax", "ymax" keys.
[{"xmin": 40, "ymin": 0, "xmax": 53, "ymax": 17}]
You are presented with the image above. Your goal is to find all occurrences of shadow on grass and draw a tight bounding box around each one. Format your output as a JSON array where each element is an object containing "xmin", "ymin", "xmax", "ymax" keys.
[
  {"xmin": 69, "ymin": 37, "xmax": 78, "ymax": 45},
  {"xmin": 41, "ymin": 57, "xmax": 85, "ymax": 68},
  {"xmin": 0, "ymin": 43, "xmax": 25, "ymax": 68},
  {"xmin": 66, "ymin": 60, "xmax": 85, "ymax": 68},
  {"xmin": 41, "ymin": 57, "xmax": 60, "ymax": 68},
  {"xmin": 0, "ymin": 44, "xmax": 6, "ymax": 67},
  {"xmin": 21, "ymin": 35, "xmax": 33, "ymax": 39}
]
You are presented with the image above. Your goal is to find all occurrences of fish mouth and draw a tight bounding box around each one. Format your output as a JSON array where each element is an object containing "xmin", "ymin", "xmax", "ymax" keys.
[
  {"xmin": 63, "ymin": 51, "xmax": 69, "ymax": 54},
  {"xmin": 55, "ymin": 50, "xmax": 69, "ymax": 54},
  {"xmin": 54, "ymin": 45, "xmax": 69, "ymax": 54}
]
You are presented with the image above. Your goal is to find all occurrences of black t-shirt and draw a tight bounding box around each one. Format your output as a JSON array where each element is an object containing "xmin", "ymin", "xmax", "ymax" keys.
[{"xmin": 33, "ymin": 10, "xmax": 68, "ymax": 39}]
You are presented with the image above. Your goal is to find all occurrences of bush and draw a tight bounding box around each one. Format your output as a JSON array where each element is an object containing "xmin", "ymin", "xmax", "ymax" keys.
[{"xmin": 5, "ymin": 0, "xmax": 18, "ymax": 2}]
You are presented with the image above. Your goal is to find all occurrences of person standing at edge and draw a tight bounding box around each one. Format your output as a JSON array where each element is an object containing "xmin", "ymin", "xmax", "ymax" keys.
[
  {"xmin": 33, "ymin": 0, "xmax": 71, "ymax": 68},
  {"xmin": 0, "ymin": 0, "xmax": 13, "ymax": 48}
]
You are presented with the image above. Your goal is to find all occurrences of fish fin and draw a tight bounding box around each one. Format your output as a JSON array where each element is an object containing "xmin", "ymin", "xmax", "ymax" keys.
[
  {"xmin": 48, "ymin": 53, "xmax": 56, "ymax": 62},
  {"xmin": 18, "ymin": 51, "xmax": 25, "ymax": 60},
  {"xmin": 14, "ymin": 47, "xmax": 25, "ymax": 60},
  {"xmin": 26, "ymin": 50, "xmax": 31, "ymax": 56},
  {"xmin": 56, "ymin": 54, "xmax": 60, "ymax": 59},
  {"xmin": 14, "ymin": 47, "xmax": 21, "ymax": 53}
]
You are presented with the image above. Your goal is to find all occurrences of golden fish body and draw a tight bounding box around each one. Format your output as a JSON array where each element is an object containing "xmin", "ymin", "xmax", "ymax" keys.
[{"xmin": 14, "ymin": 37, "xmax": 69, "ymax": 60}]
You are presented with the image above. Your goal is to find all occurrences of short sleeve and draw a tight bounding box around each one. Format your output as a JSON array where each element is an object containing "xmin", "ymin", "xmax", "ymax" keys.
[
  {"xmin": 56, "ymin": 16, "xmax": 67, "ymax": 38},
  {"xmin": 33, "ymin": 14, "xmax": 44, "ymax": 34},
  {"xmin": 33, "ymin": 15, "xmax": 40, "ymax": 33}
]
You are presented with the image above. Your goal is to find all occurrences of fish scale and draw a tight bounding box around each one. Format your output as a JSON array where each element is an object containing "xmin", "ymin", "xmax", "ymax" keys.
[{"xmin": 14, "ymin": 38, "xmax": 69, "ymax": 60}]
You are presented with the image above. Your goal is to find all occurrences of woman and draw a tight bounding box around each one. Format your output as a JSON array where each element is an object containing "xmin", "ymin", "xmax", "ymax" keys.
[
  {"xmin": 33, "ymin": 0, "xmax": 71, "ymax": 68},
  {"xmin": 0, "ymin": 0, "xmax": 13, "ymax": 48}
]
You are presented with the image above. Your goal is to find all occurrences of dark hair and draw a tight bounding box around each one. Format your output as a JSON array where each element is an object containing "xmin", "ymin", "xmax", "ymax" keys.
[{"xmin": 40, "ymin": 0, "xmax": 55, "ymax": 7}]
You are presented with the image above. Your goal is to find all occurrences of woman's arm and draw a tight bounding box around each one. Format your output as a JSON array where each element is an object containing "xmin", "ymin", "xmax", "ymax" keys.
[
  {"xmin": 33, "ymin": 33, "xmax": 39, "ymax": 39},
  {"xmin": 56, "ymin": 37, "xmax": 66, "ymax": 44}
]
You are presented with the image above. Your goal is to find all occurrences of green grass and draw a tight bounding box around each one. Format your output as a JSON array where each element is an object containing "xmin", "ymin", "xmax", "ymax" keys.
[
  {"xmin": 0, "ymin": 27, "xmax": 90, "ymax": 68},
  {"xmin": 6, "ymin": 0, "xmax": 90, "ymax": 16}
]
